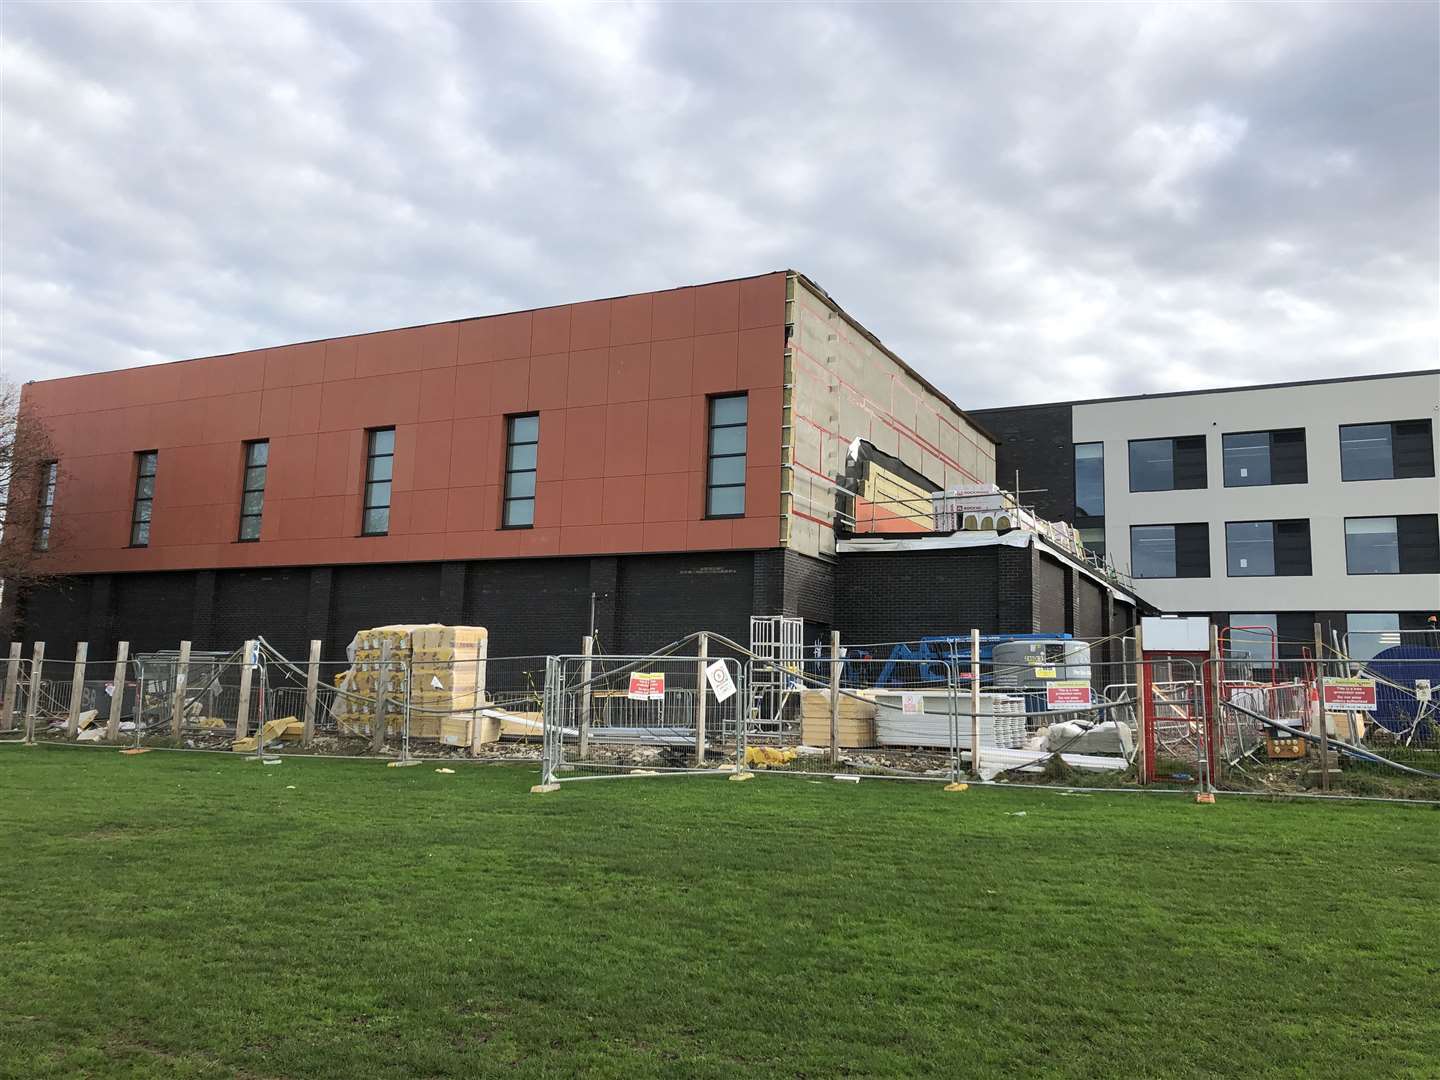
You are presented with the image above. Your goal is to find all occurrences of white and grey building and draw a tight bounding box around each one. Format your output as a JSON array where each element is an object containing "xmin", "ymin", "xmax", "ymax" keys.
[{"xmin": 972, "ymin": 370, "xmax": 1440, "ymax": 660}]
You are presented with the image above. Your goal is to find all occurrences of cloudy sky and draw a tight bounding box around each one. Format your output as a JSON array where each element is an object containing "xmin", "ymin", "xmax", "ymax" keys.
[{"xmin": 2, "ymin": 1, "xmax": 1436, "ymax": 407}]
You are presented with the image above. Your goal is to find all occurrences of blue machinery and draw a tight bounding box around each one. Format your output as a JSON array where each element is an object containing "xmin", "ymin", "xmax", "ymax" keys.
[{"xmin": 870, "ymin": 633, "xmax": 1074, "ymax": 688}]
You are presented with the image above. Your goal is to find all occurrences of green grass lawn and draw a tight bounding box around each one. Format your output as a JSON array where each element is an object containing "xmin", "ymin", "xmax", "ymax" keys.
[{"xmin": 3, "ymin": 745, "xmax": 1438, "ymax": 1079}]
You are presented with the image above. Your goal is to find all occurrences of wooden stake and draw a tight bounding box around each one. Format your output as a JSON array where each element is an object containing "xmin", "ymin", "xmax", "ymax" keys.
[
  {"xmin": 579, "ymin": 635, "xmax": 593, "ymax": 759},
  {"xmin": 302, "ymin": 639, "xmax": 321, "ymax": 747},
  {"xmin": 1135, "ymin": 624, "xmax": 1147, "ymax": 785},
  {"xmin": 169, "ymin": 641, "xmax": 192, "ymax": 738},
  {"xmin": 970, "ymin": 628, "xmax": 981, "ymax": 778},
  {"xmin": 370, "ymin": 638, "xmax": 392, "ymax": 753},
  {"xmin": 106, "ymin": 642, "xmax": 129, "ymax": 742},
  {"xmin": 695, "ymin": 632, "xmax": 708, "ymax": 765},
  {"xmin": 24, "ymin": 642, "xmax": 44, "ymax": 744},
  {"xmin": 66, "ymin": 642, "xmax": 88, "ymax": 737},
  {"xmin": 1, "ymin": 642, "xmax": 21, "ymax": 732},
  {"xmin": 1315, "ymin": 621, "xmax": 1330, "ymax": 793},
  {"xmin": 233, "ymin": 641, "xmax": 253, "ymax": 740},
  {"xmin": 828, "ymin": 631, "xmax": 841, "ymax": 766}
]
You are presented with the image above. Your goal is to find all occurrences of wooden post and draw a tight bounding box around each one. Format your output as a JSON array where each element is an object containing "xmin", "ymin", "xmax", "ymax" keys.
[
  {"xmin": 302, "ymin": 639, "xmax": 321, "ymax": 747},
  {"xmin": 1208, "ymin": 623, "xmax": 1221, "ymax": 788},
  {"xmin": 1134, "ymin": 624, "xmax": 1146, "ymax": 785},
  {"xmin": 1, "ymin": 642, "xmax": 21, "ymax": 732},
  {"xmin": 370, "ymin": 638, "xmax": 392, "ymax": 753},
  {"xmin": 579, "ymin": 635, "xmax": 593, "ymax": 759},
  {"xmin": 24, "ymin": 642, "xmax": 44, "ymax": 744},
  {"xmin": 234, "ymin": 641, "xmax": 254, "ymax": 740},
  {"xmin": 695, "ymin": 632, "xmax": 708, "ymax": 765},
  {"xmin": 170, "ymin": 641, "xmax": 192, "ymax": 737},
  {"xmin": 970, "ymin": 628, "xmax": 981, "ymax": 778},
  {"xmin": 1314, "ymin": 621, "xmax": 1330, "ymax": 793},
  {"xmin": 66, "ymin": 642, "xmax": 89, "ymax": 737},
  {"xmin": 106, "ymin": 642, "xmax": 129, "ymax": 742},
  {"xmin": 828, "ymin": 631, "xmax": 841, "ymax": 766}
]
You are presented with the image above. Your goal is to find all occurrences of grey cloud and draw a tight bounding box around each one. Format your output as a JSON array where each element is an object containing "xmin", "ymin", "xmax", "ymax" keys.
[{"xmin": 1, "ymin": 0, "xmax": 1435, "ymax": 407}]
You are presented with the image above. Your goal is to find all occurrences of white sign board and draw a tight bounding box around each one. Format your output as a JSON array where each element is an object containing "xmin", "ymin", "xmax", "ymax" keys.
[
  {"xmin": 1140, "ymin": 616, "xmax": 1211, "ymax": 653},
  {"xmin": 704, "ymin": 660, "xmax": 737, "ymax": 703},
  {"xmin": 901, "ymin": 692, "xmax": 925, "ymax": 715}
]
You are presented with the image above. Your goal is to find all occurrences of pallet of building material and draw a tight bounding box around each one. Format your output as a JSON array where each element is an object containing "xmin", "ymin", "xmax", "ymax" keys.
[{"xmin": 798, "ymin": 689, "xmax": 877, "ymax": 748}]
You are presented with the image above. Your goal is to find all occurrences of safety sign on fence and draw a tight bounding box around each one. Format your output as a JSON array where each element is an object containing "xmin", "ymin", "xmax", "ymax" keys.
[
  {"xmin": 704, "ymin": 660, "xmax": 736, "ymax": 703},
  {"xmin": 627, "ymin": 672, "xmax": 666, "ymax": 701},
  {"xmin": 1322, "ymin": 677, "xmax": 1377, "ymax": 712},
  {"xmin": 1046, "ymin": 680, "xmax": 1091, "ymax": 709}
]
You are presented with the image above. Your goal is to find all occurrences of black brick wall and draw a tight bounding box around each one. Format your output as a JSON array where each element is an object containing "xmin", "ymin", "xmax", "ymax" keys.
[
  {"xmin": 837, "ymin": 547, "xmax": 1016, "ymax": 643},
  {"xmin": 1033, "ymin": 553, "xmax": 1068, "ymax": 633},
  {"xmin": 463, "ymin": 558, "xmax": 590, "ymax": 658},
  {"xmin": 1077, "ymin": 574, "xmax": 1106, "ymax": 639},
  {"xmin": 211, "ymin": 568, "xmax": 317, "ymax": 658},
  {"xmin": 616, "ymin": 552, "xmax": 754, "ymax": 654},
  {"xmin": 969, "ymin": 403, "xmax": 1076, "ymax": 522}
]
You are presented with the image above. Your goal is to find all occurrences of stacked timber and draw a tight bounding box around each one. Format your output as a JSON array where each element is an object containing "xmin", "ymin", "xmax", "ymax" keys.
[{"xmin": 799, "ymin": 689, "xmax": 877, "ymax": 748}]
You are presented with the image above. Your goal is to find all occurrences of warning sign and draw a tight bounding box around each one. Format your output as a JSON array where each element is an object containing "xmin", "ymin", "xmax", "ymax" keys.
[
  {"xmin": 627, "ymin": 672, "xmax": 666, "ymax": 701},
  {"xmin": 1322, "ymin": 678, "xmax": 1377, "ymax": 712},
  {"xmin": 901, "ymin": 692, "xmax": 925, "ymax": 715},
  {"xmin": 704, "ymin": 660, "xmax": 736, "ymax": 703},
  {"xmin": 1046, "ymin": 681, "xmax": 1091, "ymax": 710}
]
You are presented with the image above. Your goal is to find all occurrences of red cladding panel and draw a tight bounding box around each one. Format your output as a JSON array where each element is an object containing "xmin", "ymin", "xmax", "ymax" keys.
[{"xmin": 27, "ymin": 273, "xmax": 788, "ymax": 573}]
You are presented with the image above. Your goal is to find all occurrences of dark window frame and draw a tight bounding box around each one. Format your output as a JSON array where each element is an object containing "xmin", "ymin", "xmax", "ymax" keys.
[
  {"xmin": 1339, "ymin": 419, "xmax": 1435, "ymax": 482},
  {"xmin": 361, "ymin": 427, "xmax": 395, "ymax": 537},
  {"xmin": 1127, "ymin": 435, "xmax": 1207, "ymax": 493},
  {"xmin": 1224, "ymin": 518, "xmax": 1312, "ymax": 578},
  {"xmin": 1073, "ymin": 441, "xmax": 1105, "ymax": 517},
  {"xmin": 705, "ymin": 393, "xmax": 748, "ymax": 519},
  {"xmin": 129, "ymin": 450, "xmax": 158, "ymax": 548},
  {"xmin": 1221, "ymin": 427, "xmax": 1308, "ymax": 488},
  {"xmin": 501, "ymin": 413, "xmax": 539, "ymax": 530},
  {"xmin": 1343, "ymin": 514, "xmax": 1439, "ymax": 575},
  {"xmin": 237, "ymin": 439, "xmax": 269, "ymax": 542},
  {"xmin": 34, "ymin": 460, "xmax": 58, "ymax": 552},
  {"xmin": 1128, "ymin": 521, "xmax": 1211, "ymax": 579}
]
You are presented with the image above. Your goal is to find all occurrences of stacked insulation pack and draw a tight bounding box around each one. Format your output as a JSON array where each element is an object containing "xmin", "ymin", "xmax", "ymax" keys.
[{"xmin": 334, "ymin": 624, "xmax": 489, "ymax": 741}]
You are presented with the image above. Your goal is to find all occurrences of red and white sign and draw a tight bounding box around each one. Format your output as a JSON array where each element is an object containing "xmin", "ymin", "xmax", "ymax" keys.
[
  {"xmin": 1322, "ymin": 678, "xmax": 1377, "ymax": 712},
  {"xmin": 1046, "ymin": 681, "xmax": 1092, "ymax": 710},
  {"xmin": 627, "ymin": 672, "xmax": 666, "ymax": 701}
]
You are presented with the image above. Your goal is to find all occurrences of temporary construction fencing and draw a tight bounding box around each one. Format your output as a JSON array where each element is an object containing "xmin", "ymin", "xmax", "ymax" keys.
[
  {"xmin": 1208, "ymin": 653, "xmax": 1440, "ymax": 800},
  {"xmin": 9, "ymin": 626, "xmax": 1437, "ymax": 803},
  {"xmin": 0, "ymin": 636, "xmax": 552, "ymax": 761},
  {"xmin": 539, "ymin": 632, "xmax": 1147, "ymax": 789},
  {"xmin": 539, "ymin": 647, "xmax": 749, "ymax": 784}
]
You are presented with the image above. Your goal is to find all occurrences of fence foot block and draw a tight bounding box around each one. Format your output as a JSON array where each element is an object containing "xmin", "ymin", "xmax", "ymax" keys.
[
  {"xmin": 1195, "ymin": 792, "xmax": 1216, "ymax": 804},
  {"xmin": 728, "ymin": 771, "xmax": 755, "ymax": 782},
  {"xmin": 530, "ymin": 782, "xmax": 561, "ymax": 794},
  {"xmin": 118, "ymin": 747, "xmax": 151, "ymax": 755},
  {"xmin": 943, "ymin": 782, "xmax": 969, "ymax": 793}
]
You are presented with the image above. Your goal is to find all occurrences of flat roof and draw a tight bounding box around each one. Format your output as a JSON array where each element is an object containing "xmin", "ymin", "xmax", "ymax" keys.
[{"xmin": 971, "ymin": 367, "xmax": 1440, "ymax": 414}]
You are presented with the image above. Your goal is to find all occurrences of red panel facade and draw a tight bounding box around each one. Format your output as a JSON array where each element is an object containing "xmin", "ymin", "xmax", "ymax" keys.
[{"xmin": 24, "ymin": 272, "xmax": 788, "ymax": 574}]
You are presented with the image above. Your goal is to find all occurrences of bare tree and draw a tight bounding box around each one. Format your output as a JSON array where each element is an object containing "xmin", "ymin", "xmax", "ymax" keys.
[{"xmin": 0, "ymin": 381, "xmax": 64, "ymax": 636}]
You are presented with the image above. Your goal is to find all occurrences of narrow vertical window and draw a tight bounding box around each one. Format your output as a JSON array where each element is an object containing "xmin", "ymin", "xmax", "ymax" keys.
[
  {"xmin": 362, "ymin": 428, "xmax": 394, "ymax": 536},
  {"xmin": 502, "ymin": 414, "xmax": 539, "ymax": 528},
  {"xmin": 706, "ymin": 394, "xmax": 747, "ymax": 517},
  {"xmin": 34, "ymin": 461, "xmax": 57, "ymax": 551},
  {"xmin": 238, "ymin": 440, "xmax": 269, "ymax": 541},
  {"xmin": 1073, "ymin": 442, "xmax": 1105, "ymax": 517},
  {"xmin": 130, "ymin": 451, "xmax": 158, "ymax": 547}
]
